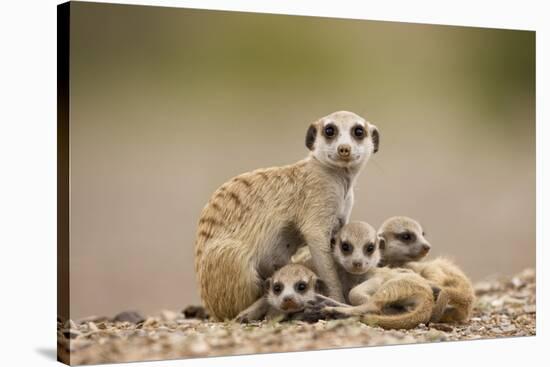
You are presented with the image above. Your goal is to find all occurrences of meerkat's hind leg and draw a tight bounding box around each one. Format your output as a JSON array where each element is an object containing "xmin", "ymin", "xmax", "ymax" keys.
[
  {"xmin": 429, "ymin": 286, "xmax": 450, "ymax": 323},
  {"xmin": 200, "ymin": 238, "xmax": 263, "ymax": 320}
]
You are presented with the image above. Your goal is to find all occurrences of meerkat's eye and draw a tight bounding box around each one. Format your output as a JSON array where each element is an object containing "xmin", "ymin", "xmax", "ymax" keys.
[
  {"xmin": 364, "ymin": 242, "xmax": 375, "ymax": 254},
  {"xmin": 324, "ymin": 124, "xmax": 336, "ymax": 137},
  {"xmin": 353, "ymin": 126, "xmax": 365, "ymax": 139},
  {"xmin": 272, "ymin": 282, "xmax": 284, "ymax": 295},
  {"xmin": 399, "ymin": 232, "xmax": 415, "ymax": 242},
  {"xmin": 295, "ymin": 281, "xmax": 308, "ymax": 293},
  {"xmin": 340, "ymin": 241, "xmax": 352, "ymax": 253}
]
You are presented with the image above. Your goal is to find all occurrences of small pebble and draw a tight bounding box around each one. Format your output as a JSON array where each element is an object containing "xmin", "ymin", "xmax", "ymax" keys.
[
  {"xmin": 523, "ymin": 305, "xmax": 536, "ymax": 313},
  {"xmin": 114, "ymin": 311, "xmax": 145, "ymax": 324},
  {"xmin": 57, "ymin": 268, "xmax": 536, "ymax": 365}
]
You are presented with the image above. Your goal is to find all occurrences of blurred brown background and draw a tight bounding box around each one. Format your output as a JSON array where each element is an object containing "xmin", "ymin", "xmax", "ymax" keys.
[{"xmin": 68, "ymin": 2, "xmax": 535, "ymax": 319}]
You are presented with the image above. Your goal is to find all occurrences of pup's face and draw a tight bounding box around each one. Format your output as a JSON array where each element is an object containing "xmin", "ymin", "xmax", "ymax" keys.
[
  {"xmin": 331, "ymin": 221, "xmax": 380, "ymax": 275},
  {"xmin": 305, "ymin": 111, "xmax": 379, "ymax": 169},
  {"xmin": 378, "ymin": 216, "xmax": 431, "ymax": 265},
  {"xmin": 266, "ymin": 264, "xmax": 326, "ymax": 313}
]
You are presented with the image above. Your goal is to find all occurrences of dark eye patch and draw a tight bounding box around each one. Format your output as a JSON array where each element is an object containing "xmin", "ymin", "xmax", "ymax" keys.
[
  {"xmin": 272, "ymin": 282, "xmax": 284, "ymax": 295},
  {"xmin": 295, "ymin": 281, "xmax": 308, "ymax": 293},
  {"xmin": 323, "ymin": 123, "xmax": 338, "ymax": 139},
  {"xmin": 397, "ymin": 232, "xmax": 416, "ymax": 242},
  {"xmin": 352, "ymin": 124, "xmax": 366, "ymax": 140},
  {"xmin": 340, "ymin": 241, "xmax": 354, "ymax": 255},
  {"xmin": 364, "ymin": 242, "xmax": 376, "ymax": 255}
]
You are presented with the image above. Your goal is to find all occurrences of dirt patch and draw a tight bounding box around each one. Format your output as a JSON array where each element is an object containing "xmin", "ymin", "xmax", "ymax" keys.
[{"xmin": 58, "ymin": 268, "xmax": 535, "ymax": 365}]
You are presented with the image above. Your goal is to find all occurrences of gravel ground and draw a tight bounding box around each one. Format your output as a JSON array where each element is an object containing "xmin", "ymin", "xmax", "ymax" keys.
[{"xmin": 58, "ymin": 268, "xmax": 535, "ymax": 365}]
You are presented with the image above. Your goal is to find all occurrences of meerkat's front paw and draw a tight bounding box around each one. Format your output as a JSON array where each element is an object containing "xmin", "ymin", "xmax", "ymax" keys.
[{"xmin": 234, "ymin": 312, "xmax": 252, "ymax": 323}]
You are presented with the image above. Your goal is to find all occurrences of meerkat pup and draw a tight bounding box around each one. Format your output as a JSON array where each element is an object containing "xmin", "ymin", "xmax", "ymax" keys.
[
  {"xmin": 377, "ymin": 216, "xmax": 431, "ymax": 268},
  {"xmin": 234, "ymin": 264, "xmax": 333, "ymax": 322},
  {"xmin": 195, "ymin": 111, "xmax": 380, "ymax": 320},
  {"xmin": 377, "ymin": 216, "xmax": 475, "ymax": 323},
  {"xmin": 316, "ymin": 221, "xmax": 435, "ymax": 329},
  {"xmin": 293, "ymin": 221, "xmax": 380, "ymax": 303},
  {"xmin": 296, "ymin": 220, "xmax": 439, "ymax": 329},
  {"xmin": 324, "ymin": 265, "xmax": 436, "ymax": 329}
]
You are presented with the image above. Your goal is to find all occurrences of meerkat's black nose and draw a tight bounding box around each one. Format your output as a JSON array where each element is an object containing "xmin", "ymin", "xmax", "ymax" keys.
[
  {"xmin": 421, "ymin": 244, "xmax": 431, "ymax": 253},
  {"xmin": 338, "ymin": 144, "xmax": 351, "ymax": 158},
  {"xmin": 283, "ymin": 296, "xmax": 293, "ymax": 302},
  {"xmin": 352, "ymin": 261, "xmax": 362, "ymax": 268}
]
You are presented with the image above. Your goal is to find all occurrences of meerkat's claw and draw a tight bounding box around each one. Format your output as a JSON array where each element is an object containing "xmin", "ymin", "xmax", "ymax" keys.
[{"xmin": 234, "ymin": 313, "xmax": 250, "ymax": 323}]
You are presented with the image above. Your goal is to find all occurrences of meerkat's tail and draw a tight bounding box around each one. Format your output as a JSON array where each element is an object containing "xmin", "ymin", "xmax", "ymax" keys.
[{"xmin": 361, "ymin": 279, "xmax": 434, "ymax": 330}]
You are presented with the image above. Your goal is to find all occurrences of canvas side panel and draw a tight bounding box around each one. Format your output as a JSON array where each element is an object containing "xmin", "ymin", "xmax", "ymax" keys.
[{"xmin": 57, "ymin": 2, "xmax": 70, "ymax": 365}]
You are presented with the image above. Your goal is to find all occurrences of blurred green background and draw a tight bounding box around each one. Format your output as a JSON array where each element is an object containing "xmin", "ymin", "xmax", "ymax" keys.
[{"xmin": 68, "ymin": 2, "xmax": 535, "ymax": 319}]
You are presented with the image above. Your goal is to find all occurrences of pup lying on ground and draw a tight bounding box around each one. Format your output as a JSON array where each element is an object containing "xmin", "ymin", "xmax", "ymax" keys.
[
  {"xmin": 235, "ymin": 264, "xmax": 341, "ymax": 323},
  {"xmin": 318, "ymin": 221, "xmax": 437, "ymax": 329},
  {"xmin": 295, "ymin": 220, "xmax": 440, "ymax": 329},
  {"xmin": 377, "ymin": 216, "xmax": 475, "ymax": 323}
]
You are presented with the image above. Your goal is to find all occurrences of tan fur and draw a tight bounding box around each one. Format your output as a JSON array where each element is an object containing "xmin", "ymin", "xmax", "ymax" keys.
[
  {"xmin": 293, "ymin": 221, "xmax": 379, "ymax": 302},
  {"xmin": 325, "ymin": 267, "xmax": 435, "ymax": 330},
  {"xmin": 195, "ymin": 111, "xmax": 379, "ymax": 320},
  {"xmin": 234, "ymin": 264, "xmax": 327, "ymax": 322},
  {"xmin": 377, "ymin": 216, "xmax": 431, "ymax": 267},
  {"xmin": 377, "ymin": 217, "xmax": 474, "ymax": 323},
  {"xmin": 405, "ymin": 257, "xmax": 475, "ymax": 323}
]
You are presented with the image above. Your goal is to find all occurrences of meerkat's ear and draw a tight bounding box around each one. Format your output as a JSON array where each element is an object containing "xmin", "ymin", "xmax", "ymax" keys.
[
  {"xmin": 264, "ymin": 278, "xmax": 272, "ymax": 292},
  {"xmin": 315, "ymin": 278, "xmax": 329, "ymax": 295},
  {"xmin": 330, "ymin": 237, "xmax": 336, "ymax": 250},
  {"xmin": 305, "ymin": 124, "xmax": 317, "ymax": 151},
  {"xmin": 371, "ymin": 125, "xmax": 380, "ymax": 153},
  {"xmin": 377, "ymin": 235, "xmax": 386, "ymax": 250}
]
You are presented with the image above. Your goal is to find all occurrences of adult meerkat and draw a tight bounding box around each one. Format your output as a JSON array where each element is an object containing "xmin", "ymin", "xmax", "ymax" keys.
[
  {"xmin": 377, "ymin": 217, "xmax": 474, "ymax": 323},
  {"xmin": 234, "ymin": 264, "xmax": 334, "ymax": 322},
  {"xmin": 195, "ymin": 111, "xmax": 380, "ymax": 320}
]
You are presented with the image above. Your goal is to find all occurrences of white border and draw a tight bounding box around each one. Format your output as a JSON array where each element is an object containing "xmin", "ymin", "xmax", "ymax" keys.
[{"xmin": 0, "ymin": 1, "xmax": 546, "ymax": 366}]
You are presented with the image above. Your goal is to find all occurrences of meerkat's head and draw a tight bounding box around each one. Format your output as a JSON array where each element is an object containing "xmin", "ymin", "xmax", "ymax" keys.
[
  {"xmin": 377, "ymin": 216, "xmax": 431, "ymax": 266},
  {"xmin": 265, "ymin": 264, "xmax": 327, "ymax": 313},
  {"xmin": 331, "ymin": 221, "xmax": 380, "ymax": 275},
  {"xmin": 305, "ymin": 111, "xmax": 379, "ymax": 169}
]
